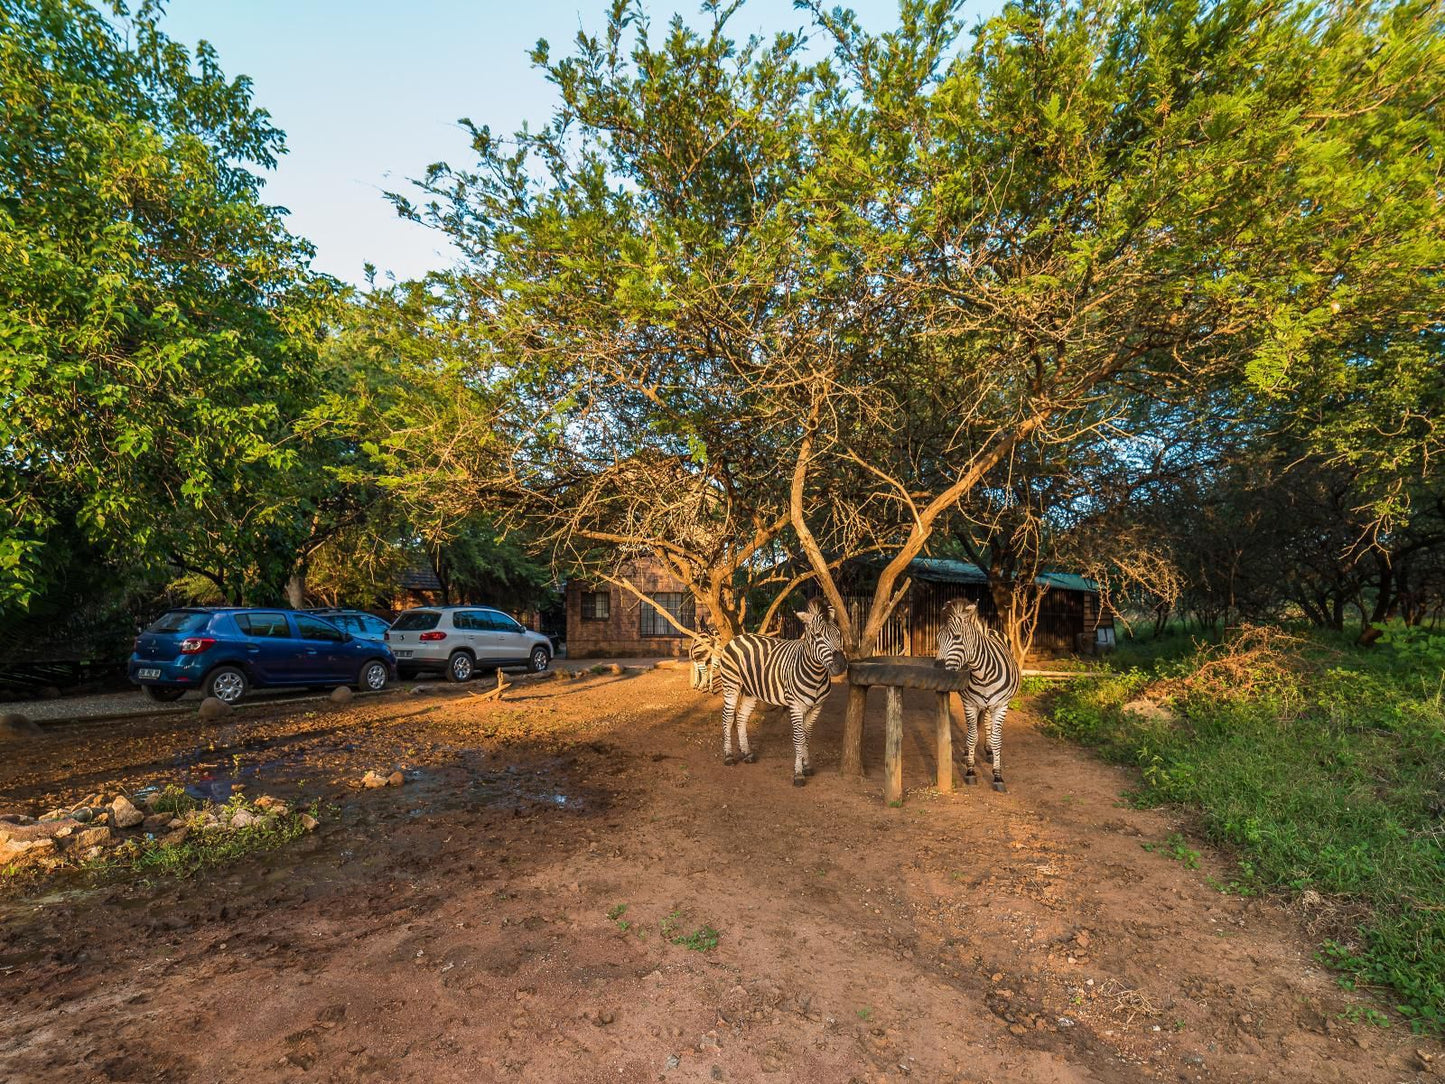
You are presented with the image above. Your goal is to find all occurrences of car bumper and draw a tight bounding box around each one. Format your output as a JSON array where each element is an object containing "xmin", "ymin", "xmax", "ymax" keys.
[{"xmin": 128, "ymin": 656, "xmax": 208, "ymax": 687}]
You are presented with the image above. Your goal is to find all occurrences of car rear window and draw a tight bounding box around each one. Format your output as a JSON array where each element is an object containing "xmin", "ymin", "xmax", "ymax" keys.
[
  {"xmin": 236, "ymin": 613, "xmax": 290, "ymax": 638},
  {"xmin": 147, "ymin": 611, "xmax": 211, "ymax": 634},
  {"xmin": 392, "ymin": 611, "xmax": 441, "ymax": 631}
]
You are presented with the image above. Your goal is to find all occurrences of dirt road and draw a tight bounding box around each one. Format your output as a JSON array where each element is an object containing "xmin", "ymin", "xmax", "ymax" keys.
[{"xmin": 0, "ymin": 668, "xmax": 1430, "ymax": 1082}]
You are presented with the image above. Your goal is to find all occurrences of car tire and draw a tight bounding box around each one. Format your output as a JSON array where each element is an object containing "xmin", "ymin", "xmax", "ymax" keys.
[
  {"xmin": 529, "ymin": 646, "xmax": 551, "ymax": 673},
  {"xmin": 142, "ymin": 685, "xmax": 185, "ymax": 703},
  {"xmin": 446, "ymin": 651, "xmax": 475, "ymax": 683},
  {"xmin": 204, "ymin": 665, "xmax": 248, "ymax": 705},
  {"xmin": 358, "ymin": 659, "xmax": 389, "ymax": 693}
]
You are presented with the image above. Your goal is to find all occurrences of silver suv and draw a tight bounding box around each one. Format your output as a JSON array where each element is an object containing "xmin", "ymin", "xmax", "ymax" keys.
[{"xmin": 386, "ymin": 606, "xmax": 552, "ymax": 682}]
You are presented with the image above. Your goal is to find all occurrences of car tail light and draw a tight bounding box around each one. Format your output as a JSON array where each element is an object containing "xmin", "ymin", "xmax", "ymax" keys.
[
  {"xmin": 179, "ymin": 637, "xmax": 216, "ymax": 654},
  {"xmin": 418, "ymin": 631, "xmax": 447, "ymax": 642}
]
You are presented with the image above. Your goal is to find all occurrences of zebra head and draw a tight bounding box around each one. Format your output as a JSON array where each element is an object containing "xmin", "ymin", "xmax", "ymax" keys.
[
  {"xmin": 934, "ymin": 598, "xmax": 983, "ymax": 671},
  {"xmin": 796, "ymin": 598, "xmax": 848, "ymax": 676}
]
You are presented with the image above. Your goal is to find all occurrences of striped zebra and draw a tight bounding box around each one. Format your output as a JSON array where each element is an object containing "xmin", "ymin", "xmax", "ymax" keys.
[
  {"xmin": 934, "ymin": 599, "xmax": 1021, "ymax": 792},
  {"xmin": 718, "ymin": 598, "xmax": 848, "ymax": 786},
  {"xmin": 688, "ymin": 633, "xmax": 722, "ymax": 692}
]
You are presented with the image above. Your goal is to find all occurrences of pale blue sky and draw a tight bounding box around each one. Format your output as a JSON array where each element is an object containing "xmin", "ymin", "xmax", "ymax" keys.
[{"xmin": 153, "ymin": 1, "xmax": 1000, "ymax": 285}]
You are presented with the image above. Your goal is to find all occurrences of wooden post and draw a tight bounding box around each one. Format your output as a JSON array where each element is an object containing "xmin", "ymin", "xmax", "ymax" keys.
[
  {"xmin": 935, "ymin": 692, "xmax": 953, "ymax": 793},
  {"xmin": 841, "ymin": 683, "xmax": 868, "ymax": 778},
  {"xmin": 884, "ymin": 686, "xmax": 903, "ymax": 805}
]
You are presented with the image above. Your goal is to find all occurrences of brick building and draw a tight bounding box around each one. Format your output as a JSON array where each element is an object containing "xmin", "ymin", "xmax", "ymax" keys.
[{"xmin": 564, "ymin": 560, "xmax": 709, "ymax": 658}]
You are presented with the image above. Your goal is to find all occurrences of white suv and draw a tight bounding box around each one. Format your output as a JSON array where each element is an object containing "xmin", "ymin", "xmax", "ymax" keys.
[{"xmin": 386, "ymin": 606, "xmax": 553, "ymax": 682}]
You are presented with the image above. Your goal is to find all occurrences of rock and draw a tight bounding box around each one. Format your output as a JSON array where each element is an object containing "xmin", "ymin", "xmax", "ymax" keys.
[
  {"xmin": 228, "ymin": 810, "xmax": 259, "ymax": 829},
  {"xmin": 1008, "ymin": 1024, "xmax": 1027, "ymax": 1037},
  {"xmin": 361, "ymin": 771, "xmax": 389, "ymax": 789},
  {"xmin": 198, "ymin": 697, "xmax": 230, "ymax": 720},
  {"xmin": 0, "ymin": 814, "xmax": 36, "ymax": 828},
  {"xmin": 109, "ymin": 796, "xmax": 144, "ymax": 829},
  {"xmin": 1, "ymin": 817, "xmax": 80, "ymax": 843},
  {"xmin": 68, "ymin": 806, "xmax": 95, "ymax": 823},
  {"xmin": 167, "ymin": 817, "xmax": 184, "ymax": 829},
  {"xmin": 329, "ymin": 685, "xmax": 354, "ymax": 705},
  {"xmin": 299, "ymin": 814, "xmax": 319, "ymax": 831},
  {"xmin": 254, "ymin": 795, "xmax": 290, "ymax": 815},
  {"xmin": 0, "ymin": 836, "xmax": 57, "ymax": 869},
  {"xmin": 407, "ymin": 684, "xmax": 431, "ymax": 696},
  {"xmin": 142, "ymin": 813, "xmax": 172, "ymax": 833},
  {"xmin": 162, "ymin": 827, "xmax": 190, "ymax": 846},
  {"xmin": 387, "ymin": 771, "xmax": 405, "ymax": 787},
  {"xmin": 74, "ymin": 826, "xmax": 111, "ymax": 849},
  {"xmin": 0, "ymin": 712, "xmax": 39, "ymax": 740},
  {"xmin": 607, "ymin": 663, "xmax": 625, "ymax": 675}
]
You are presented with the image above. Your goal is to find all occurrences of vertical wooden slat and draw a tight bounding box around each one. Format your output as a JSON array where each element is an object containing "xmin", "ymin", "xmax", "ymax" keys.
[
  {"xmin": 935, "ymin": 692, "xmax": 953, "ymax": 793},
  {"xmin": 884, "ymin": 686, "xmax": 903, "ymax": 805},
  {"xmin": 841, "ymin": 684, "xmax": 868, "ymax": 777}
]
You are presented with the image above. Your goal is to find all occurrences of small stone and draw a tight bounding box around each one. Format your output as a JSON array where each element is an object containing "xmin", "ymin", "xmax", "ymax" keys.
[
  {"xmin": 0, "ymin": 836, "xmax": 57, "ymax": 868},
  {"xmin": 1008, "ymin": 1024, "xmax": 1027, "ymax": 1037},
  {"xmin": 198, "ymin": 697, "xmax": 230, "ymax": 720},
  {"xmin": 387, "ymin": 772, "xmax": 405, "ymax": 787},
  {"xmin": 329, "ymin": 686, "xmax": 353, "ymax": 705},
  {"xmin": 254, "ymin": 796, "xmax": 291, "ymax": 815},
  {"xmin": 0, "ymin": 713, "xmax": 39, "ymax": 739},
  {"xmin": 361, "ymin": 771, "xmax": 388, "ymax": 789},
  {"xmin": 665, "ymin": 1056, "xmax": 680, "ymax": 1071},
  {"xmin": 142, "ymin": 813, "xmax": 172, "ymax": 832},
  {"xmin": 299, "ymin": 814, "xmax": 319, "ymax": 831},
  {"xmin": 228, "ymin": 810, "xmax": 259, "ymax": 829},
  {"xmin": 167, "ymin": 818, "xmax": 184, "ymax": 829},
  {"xmin": 74, "ymin": 826, "xmax": 110, "ymax": 849},
  {"xmin": 68, "ymin": 806, "xmax": 94, "ymax": 823},
  {"xmin": 1074, "ymin": 930, "xmax": 1092, "ymax": 949},
  {"xmin": 109, "ymin": 796, "xmax": 144, "ymax": 829},
  {"xmin": 408, "ymin": 685, "xmax": 432, "ymax": 696},
  {"xmin": 162, "ymin": 827, "xmax": 190, "ymax": 845},
  {"xmin": 1057, "ymin": 1017, "xmax": 1075, "ymax": 1028},
  {"xmin": 711, "ymin": 1067, "xmax": 724, "ymax": 1081}
]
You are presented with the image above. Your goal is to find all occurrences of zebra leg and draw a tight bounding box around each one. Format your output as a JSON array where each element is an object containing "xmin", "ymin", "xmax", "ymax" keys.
[
  {"xmin": 800, "ymin": 704, "xmax": 822, "ymax": 776},
  {"xmin": 736, "ymin": 697, "xmax": 758, "ymax": 763},
  {"xmin": 962, "ymin": 703, "xmax": 980, "ymax": 786},
  {"xmin": 722, "ymin": 686, "xmax": 738, "ymax": 765},
  {"xmin": 988, "ymin": 703, "xmax": 1008, "ymax": 792},
  {"xmin": 790, "ymin": 706, "xmax": 808, "ymax": 786}
]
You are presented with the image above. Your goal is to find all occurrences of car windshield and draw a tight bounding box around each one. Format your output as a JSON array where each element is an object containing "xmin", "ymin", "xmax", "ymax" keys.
[
  {"xmin": 392, "ymin": 611, "xmax": 441, "ymax": 631},
  {"xmin": 148, "ymin": 611, "xmax": 210, "ymax": 634}
]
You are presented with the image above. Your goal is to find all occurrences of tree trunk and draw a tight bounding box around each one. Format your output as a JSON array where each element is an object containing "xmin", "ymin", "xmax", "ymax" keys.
[
  {"xmin": 840, "ymin": 684, "xmax": 868, "ymax": 778},
  {"xmin": 285, "ymin": 570, "xmax": 307, "ymax": 610}
]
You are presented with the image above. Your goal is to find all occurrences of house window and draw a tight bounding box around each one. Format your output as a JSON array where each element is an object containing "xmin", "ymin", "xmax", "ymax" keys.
[
  {"xmin": 639, "ymin": 592, "xmax": 695, "ymax": 637},
  {"xmin": 581, "ymin": 591, "xmax": 610, "ymax": 621}
]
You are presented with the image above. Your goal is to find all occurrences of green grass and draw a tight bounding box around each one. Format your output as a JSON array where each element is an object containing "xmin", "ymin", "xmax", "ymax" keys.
[
  {"xmin": 1042, "ymin": 624, "xmax": 1445, "ymax": 1032},
  {"xmin": 93, "ymin": 806, "xmax": 314, "ymax": 879},
  {"xmin": 672, "ymin": 924, "xmax": 719, "ymax": 952}
]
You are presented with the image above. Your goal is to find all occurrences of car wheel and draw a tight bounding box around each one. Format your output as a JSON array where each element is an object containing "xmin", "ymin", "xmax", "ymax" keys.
[
  {"xmin": 529, "ymin": 646, "xmax": 551, "ymax": 673},
  {"xmin": 142, "ymin": 685, "xmax": 185, "ymax": 703},
  {"xmin": 358, "ymin": 659, "xmax": 389, "ymax": 692},
  {"xmin": 446, "ymin": 651, "xmax": 475, "ymax": 683},
  {"xmin": 204, "ymin": 666, "xmax": 248, "ymax": 705}
]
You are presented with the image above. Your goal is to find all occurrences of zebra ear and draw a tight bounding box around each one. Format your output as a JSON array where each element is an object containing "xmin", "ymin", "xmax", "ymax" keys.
[{"xmin": 794, "ymin": 610, "xmax": 813, "ymax": 625}]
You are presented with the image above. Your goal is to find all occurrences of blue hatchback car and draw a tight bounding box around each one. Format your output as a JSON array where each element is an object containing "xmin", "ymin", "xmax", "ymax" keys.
[{"xmin": 129, "ymin": 608, "xmax": 397, "ymax": 705}]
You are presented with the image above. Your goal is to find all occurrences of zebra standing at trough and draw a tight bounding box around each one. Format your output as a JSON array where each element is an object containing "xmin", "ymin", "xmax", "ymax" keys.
[
  {"xmin": 934, "ymin": 599, "xmax": 1021, "ymax": 792},
  {"xmin": 718, "ymin": 598, "xmax": 848, "ymax": 786}
]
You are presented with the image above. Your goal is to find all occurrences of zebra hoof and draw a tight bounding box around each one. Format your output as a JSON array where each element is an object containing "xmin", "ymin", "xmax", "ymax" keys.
[
  {"xmin": 964, "ymin": 773, "xmax": 978, "ymax": 786},
  {"xmin": 992, "ymin": 777, "xmax": 1007, "ymax": 793},
  {"xmin": 723, "ymin": 755, "xmax": 736, "ymax": 766},
  {"xmin": 742, "ymin": 753, "xmax": 756, "ymax": 764},
  {"xmin": 793, "ymin": 775, "xmax": 807, "ymax": 787}
]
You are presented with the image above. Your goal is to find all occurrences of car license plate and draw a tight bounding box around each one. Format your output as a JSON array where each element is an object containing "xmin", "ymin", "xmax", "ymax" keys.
[
  {"xmin": 138, "ymin": 668, "xmax": 162, "ymax": 679},
  {"xmin": 394, "ymin": 650, "xmax": 412, "ymax": 658}
]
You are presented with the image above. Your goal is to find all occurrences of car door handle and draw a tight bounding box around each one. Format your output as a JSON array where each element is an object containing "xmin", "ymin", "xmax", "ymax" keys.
[
  {"xmin": 246, "ymin": 646, "xmax": 260, "ymax": 653},
  {"xmin": 305, "ymin": 649, "xmax": 317, "ymax": 655}
]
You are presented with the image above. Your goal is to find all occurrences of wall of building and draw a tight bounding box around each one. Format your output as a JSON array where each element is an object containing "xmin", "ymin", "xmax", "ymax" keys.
[{"xmin": 564, "ymin": 561, "xmax": 709, "ymax": 658}]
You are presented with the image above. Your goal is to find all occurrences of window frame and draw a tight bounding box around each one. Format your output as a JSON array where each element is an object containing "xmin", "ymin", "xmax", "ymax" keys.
[
  {"xmin": 639, "ymin": 592, "xmax": 694, "ymax": 638},
  {"xmin": 295, "ymin": 614, "xmax": 346, "ymax": 642},
  {"xmin": 580, "ymin": 591, "xmax": 610, "ymax": 622}
]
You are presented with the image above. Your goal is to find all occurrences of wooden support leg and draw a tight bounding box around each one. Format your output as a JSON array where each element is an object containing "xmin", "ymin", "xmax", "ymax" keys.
[
  {"xmin": 841, "ymin": 684, "xmax": 868, "ymax": 778},
  {"xmin": 884, "ymin": 686, "xmax": 903, "ymax": 805},
  {"xmin": 935, "ymin": 692, "xmax": 953, "ymax": 794}
]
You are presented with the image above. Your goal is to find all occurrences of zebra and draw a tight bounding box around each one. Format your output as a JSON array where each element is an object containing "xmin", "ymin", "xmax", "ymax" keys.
[
  {"xmin": 718, "ymin": 597, "xmax": 848, "ymax": 786},
  {"xmin": 934, "ymin": 598, "xmax": 1021, "ymax": 792},
  {"xmin": 688, "ymin": 632, "xmax": 722, "ymax": 692}
]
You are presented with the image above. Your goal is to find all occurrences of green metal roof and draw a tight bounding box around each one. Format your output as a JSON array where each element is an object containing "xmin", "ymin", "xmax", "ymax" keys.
[{"xmin": 860, "ymin": 556, "xmax": 1098, "ymax": 593}]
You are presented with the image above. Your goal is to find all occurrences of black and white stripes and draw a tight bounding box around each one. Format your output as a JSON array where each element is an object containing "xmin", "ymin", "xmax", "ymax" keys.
[
  {"xmin": 934, "ymin": 599, "xmax": 1021, "ymax": 791},
  {"xmin": 718, "ymin": 598, "xmax": 848, "ymax": 786}
]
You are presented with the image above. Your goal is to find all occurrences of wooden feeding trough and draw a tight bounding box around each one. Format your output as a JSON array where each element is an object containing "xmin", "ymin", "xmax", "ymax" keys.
[{"xmin": 844, "ymin": 656, "xmax": 972, "ymax": 805}]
